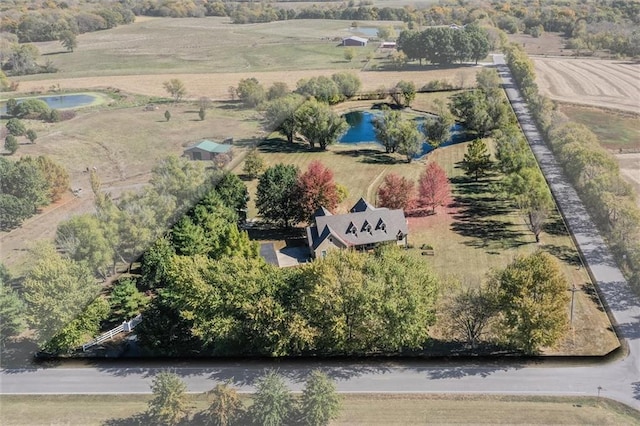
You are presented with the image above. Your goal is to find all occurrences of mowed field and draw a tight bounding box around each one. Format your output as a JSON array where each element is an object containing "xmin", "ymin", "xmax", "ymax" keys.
[
  {"xmin": 533, "ymin": 57, "xmax": 640, "ymax": 114},
  {"xmin": 11, "ymin": 17, "xmax": 479, "ymax": 100},
  {"xmin": 2, "ymin": 394, "xmax": 638, "ymax": 425}
]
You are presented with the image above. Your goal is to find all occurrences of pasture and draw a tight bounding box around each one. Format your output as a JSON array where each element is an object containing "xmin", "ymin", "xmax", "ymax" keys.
[
  {"xmin": 2, "ymin": 394, "xmax": 637, "ymax": 425},
  {"xmin": 558, "ymin": 104, "xmax": 640, "ymax": 152},
  {"xmin": 12, "ymin": 17, "xmax": 479, "ymax": 100}
]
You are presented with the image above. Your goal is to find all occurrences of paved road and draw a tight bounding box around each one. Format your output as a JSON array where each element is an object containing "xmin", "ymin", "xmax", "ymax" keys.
[{"xmin": 1, "ymin": 56, "xmax": 639, "ymax": 411}]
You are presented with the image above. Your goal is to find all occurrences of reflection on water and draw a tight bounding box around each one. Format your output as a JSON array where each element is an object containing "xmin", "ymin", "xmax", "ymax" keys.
[
  {"xmin": 1, "ymin": 94, "xmax": 98, "ymax": 114},
  {"xmin": 339, "ymin": 110, "xmax": 468, "ymax": 158}
]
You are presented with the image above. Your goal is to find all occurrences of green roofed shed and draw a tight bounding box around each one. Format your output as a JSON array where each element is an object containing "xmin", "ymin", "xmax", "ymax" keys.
[{"xmin": 183, "ymin": 139, "xmax": 232, "ymax": 161}]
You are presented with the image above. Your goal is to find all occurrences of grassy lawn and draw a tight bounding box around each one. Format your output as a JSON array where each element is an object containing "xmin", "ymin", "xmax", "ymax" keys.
[
  {"xmin": 558, "ymin": 104, "xmax": 640, "ymax": 151},
  {"xmin": 1, "ymin": 394, "xmax": 638, "ymax": 425},
  {"xmin": 238, "ymin": 93, "xmax": 619, "ymax": 355}
]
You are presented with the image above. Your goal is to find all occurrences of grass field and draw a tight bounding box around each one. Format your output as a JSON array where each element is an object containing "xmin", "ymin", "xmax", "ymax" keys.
[
  {"xmin": 11, "ymin": 17, "xmax": 480, "ymax": 101},
  {"xmin": 557, "ymin": 104, "xmax": 640, "ymax": 151},
  {"xmin": 2, "ymin": 394, "xmax": 638, "ymax": 425}
]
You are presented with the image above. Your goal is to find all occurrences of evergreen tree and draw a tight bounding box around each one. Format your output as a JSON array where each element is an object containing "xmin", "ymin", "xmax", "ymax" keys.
[
  {"xmin": 205, "ymin": 383, "xmax": 245, "ymax": 426},
  {"xmin": 300, "ymin": 371, "xmax": 341, "ymax": 426},
  {"xmin": 461, "ymin": 139, "xmax": 492, "ymax": 181},
  {"xmin": 249, "ymin": 371, "xmax": 293, "ymax": 426}
]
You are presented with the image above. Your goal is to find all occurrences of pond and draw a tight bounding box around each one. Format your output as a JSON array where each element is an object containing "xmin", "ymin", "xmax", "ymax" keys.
[
  {"xmin": 0, "ymin": 93, "xmax": 102, "ymax": 115},
  {"xmin": 339, "ymin": 110, "xmax": 468, "ymax": 158}
]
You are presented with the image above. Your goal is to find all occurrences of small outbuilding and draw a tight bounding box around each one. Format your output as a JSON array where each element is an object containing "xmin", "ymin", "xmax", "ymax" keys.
[
  {"xmin": 342, "ymin": 36, "xmax": 368, "ymax": 47},
  {"xmin": 183, "ymin": 139, "xmax": 232, "ymax": 161},
  {"xmin": 380, "ymin": 41, "xmax": 397, "ymax": 49}
]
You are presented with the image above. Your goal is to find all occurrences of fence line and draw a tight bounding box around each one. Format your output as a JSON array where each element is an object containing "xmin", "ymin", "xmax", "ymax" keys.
[{"xmin": 81, "ymin": 314, "xmax": 142, "ymax": 352}]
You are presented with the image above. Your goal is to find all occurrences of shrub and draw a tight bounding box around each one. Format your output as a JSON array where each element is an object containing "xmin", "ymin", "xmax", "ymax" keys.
[
  {"xmin": 4, "ymin": 135, "xmax": 18, "ymax": 154},
  {"xmin": 47, "ymin": 109, "xmax": 61, "ymax": 123},
  {"xmin": 14, "ymin": 99, "xmax": 50, "ymax": 119},
  {"xmin": 6, "ymin": 118, "xmax": 26, "ymax": 136}
]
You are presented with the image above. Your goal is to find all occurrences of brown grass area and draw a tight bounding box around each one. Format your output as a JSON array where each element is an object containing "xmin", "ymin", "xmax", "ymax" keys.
[
  {"xmin": 533, "ymin": 58, "xmax": 640, "ymax": 114},
  {"xmin": 507, "ymin": 32, "xmax": 570, "ymax": 57},
  {"xmin": 1, "ymin": 394, "xmax": 638, "ymax": 426},
  {"xmin": 0, "ymin": 101, "xmax": 263, "ymax": 272},
  {"xmin": 12, "ymin": 67, "xmax": 479, "ymax": 102}
]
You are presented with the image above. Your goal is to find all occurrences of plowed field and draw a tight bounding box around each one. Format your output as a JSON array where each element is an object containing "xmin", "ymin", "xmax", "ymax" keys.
[{"xmin": 534, "ymin": 58, "xmax": 640, "ymax": 114}]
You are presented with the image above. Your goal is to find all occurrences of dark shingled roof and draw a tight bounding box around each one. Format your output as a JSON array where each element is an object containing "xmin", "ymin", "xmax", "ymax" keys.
[{"xmin": 307, "ymin": 198, "xmax": 407, "ymax": 250}]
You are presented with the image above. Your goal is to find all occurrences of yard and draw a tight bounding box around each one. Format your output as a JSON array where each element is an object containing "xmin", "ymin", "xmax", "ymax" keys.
[{"xmin": 239, "ymin": 96, "xmax": 618, "ymax": 355}]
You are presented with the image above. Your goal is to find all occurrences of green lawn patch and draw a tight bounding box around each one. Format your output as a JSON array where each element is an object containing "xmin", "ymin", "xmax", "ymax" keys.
[{"xmin": 558, "ymin": 104, "xmax": 640, "ymax": 151}]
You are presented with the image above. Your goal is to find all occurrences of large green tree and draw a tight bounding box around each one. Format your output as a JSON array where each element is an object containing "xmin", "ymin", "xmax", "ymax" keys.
[
  {"xmin": 237, "ymin": 77, "xmax": 266, "ymax": 108},
  {"xmin": 215, "ymin": 172, "xmax": 249, "ymax": 219},
  {"xmin": 22, "ymin": 243, "xmax": 100, "ymax": 347},
  {"xmin": 490, "ymin": 251, "xmax": 569, "ymax": 354},
  {"xmin": 389, "ymin": 80, "xmax": 416, "ymax": 107},
  {"xmin": 302, "ymin": 246, "xmax": 438, "ymax": 353},
  {"xmin": 249, "ymin": 371, "xmax": 294, "ymax": 426},
  {"xmin": 394, "ymin": 118, "xmax": 423, "ymax": 163},
  {"xmin": 372, "ymin": 107, "xmax": 401, "ymax": 153},
  {"xmin": 264, "ymin": 94, "xmax": 304, "ymax": 143},
  {"xmin": 300, "ymin": 371, "xmax": 341, "ymax": 426},
  {"xmin": 295, "ymin": 99, "xmax": 348, "ymax": 150},
  {"xmin": 503, "ymin": 167, "xmax": 554, "ymax": 243},
  {"xmin": 108, "ymin": 278, "xmax": 148, "ymax": 323},
  {"xmin": 45, "ymin": 296, "xmax": 110, "ymax": 353},
  {"xmin": 256, "ymin": 164, "xmax": 300, "ymax": 227},
  {"xmin": 56, "ymin": 214, "xmax": 114, "ymax": 279},
  {"xmin": 147, "ymin": 371, "xmax": 189, "ymax": 425},
  {"xmin": 422, "ymin": 99, "xmax": 455, "ymax": 149}
]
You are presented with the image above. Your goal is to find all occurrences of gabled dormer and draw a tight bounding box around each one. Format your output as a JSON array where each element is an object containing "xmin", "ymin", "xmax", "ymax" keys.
[
  {"xmin": 361, "ymin": 220, "xmax": 372, "ymax": 234},
  {"xmin": 346, "ymin": 221, "xmax": 358, "ymax": 237},
  {"xmin": 350, "ymin": 197, "xmax": 375, "ymax": 213}
]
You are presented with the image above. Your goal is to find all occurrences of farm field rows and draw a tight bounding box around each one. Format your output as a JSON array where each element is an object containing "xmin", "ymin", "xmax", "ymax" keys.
[{"xmin": 533, "ymin": 58, "xmax": 640, "ymax": 114}]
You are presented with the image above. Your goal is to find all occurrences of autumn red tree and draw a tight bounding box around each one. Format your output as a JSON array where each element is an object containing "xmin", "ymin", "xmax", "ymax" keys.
[
  {"xmin": 376, "ymin": 173, "xmax": 415, "ymax": 210},
  {"xmin": 417, "ymin": 162, "xmax": 451, "ymax": 214},
  {"xmin": 298, "ymin": 160, "xmax": 340, "ymax": 222}
]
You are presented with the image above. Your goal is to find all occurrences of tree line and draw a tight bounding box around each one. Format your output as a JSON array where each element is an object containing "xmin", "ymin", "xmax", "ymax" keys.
[
  {"xmin": 504, "ymin": 42, "xmax": 640, "ymax": 292},
  {"xmin": 397, "ymin": 24, "xmax": 490, "ymax": 65},
  {"xmin": 133, "ymin": 369, "xmax": 341, "ymax": 426}
]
